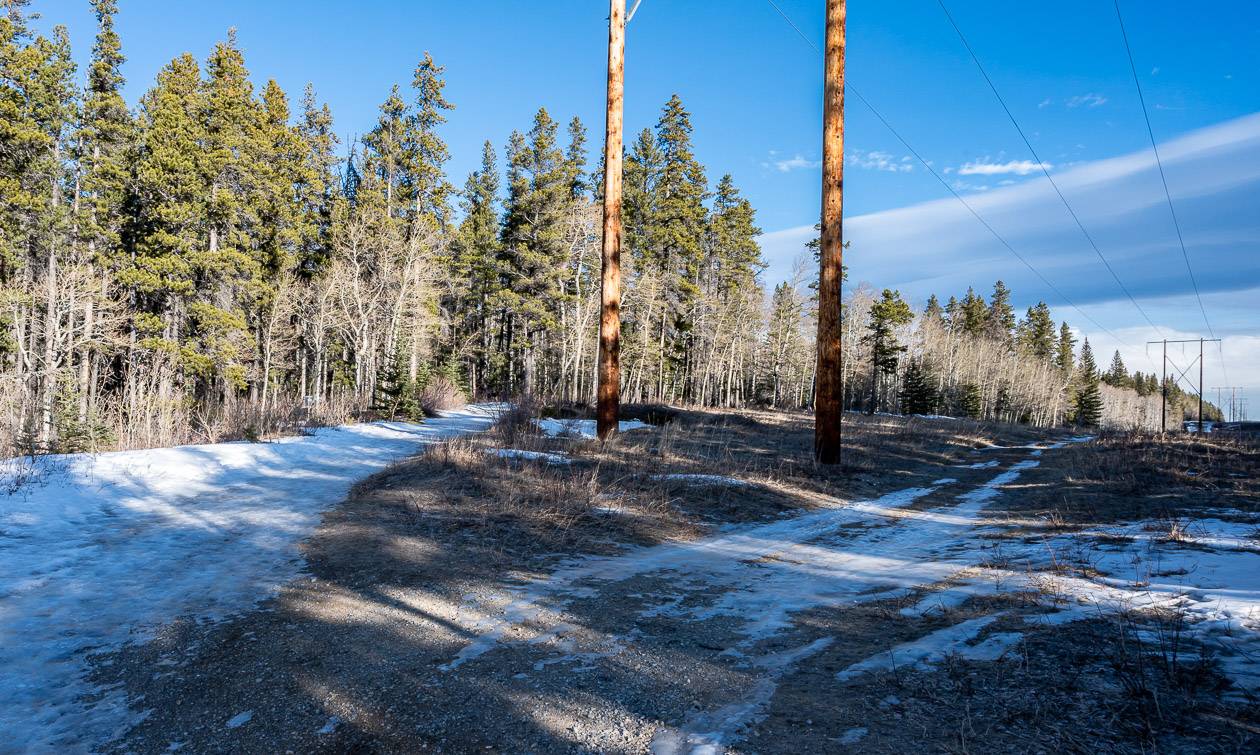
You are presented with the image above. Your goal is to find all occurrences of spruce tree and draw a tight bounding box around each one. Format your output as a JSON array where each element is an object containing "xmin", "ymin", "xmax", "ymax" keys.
[
  {"xmin": 863, "ymin": 289, "xmax": 913, "ymax": 412},
  {"xmin": 1074, "ymin": 338, "xmax": 1104, "ymax": 427},
  {"xmin": 707, "ymin": 174, "xmax": 762, "ymax": 294},
  {"xmin": 899, "ymin": 358, "xmax": 938, "ymax": 415},
  {"xmin": 401, "ymin": 51, "xmax": 454, "ymax": 233},
  {"xmin": 1054, "ymin": 322, "xmax": 1076, "ymax": 376},
  {"xmin": 1103, "ymin": 350, "xmax": 1131, "ymax": 388},
  {"xmin": 1017, "ymin": 301, "xmax": 1055, "ymax": 361},
  {"xmin": 959, "ymin": 287, "xmax": 988, "ymax": 337},
  {"xmin": 986, "ymin": 280, "xmax": 1016, "ymax": 343},
  {"xmin": 960, "ymin": 382, "xmax": 983, "ymax": 419},
  {"xmin": 923, "ymin": 294, "xmax": 946, "ymax": 328},
  {"xmin": 295, "ymin": 84, "xmax": 338, "ymax": 275}
]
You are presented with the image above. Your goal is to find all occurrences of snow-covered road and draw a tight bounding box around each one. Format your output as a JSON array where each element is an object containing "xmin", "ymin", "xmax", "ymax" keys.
[{"xmin": 0, "ymin": 405, "xmax": 500, "ymax": 752}]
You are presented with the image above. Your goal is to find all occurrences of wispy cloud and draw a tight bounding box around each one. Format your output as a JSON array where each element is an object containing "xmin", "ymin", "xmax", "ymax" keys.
[
  {"xmin": 767, "ymin": 154, "xmax": 820, "ymax": 173},
  {"xmin": 849, "ymin": 149, "xmax": 914, "ymax": 172},
  {"xmin": 957, "ymin": 159, "xmax": 1050, "ymax": 176},
  {"xmin": 1066, "ymin": 92, "xmax": 1108, "ymax": 108}
]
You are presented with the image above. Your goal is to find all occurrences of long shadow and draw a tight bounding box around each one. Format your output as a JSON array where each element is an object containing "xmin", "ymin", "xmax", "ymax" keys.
[{"xmin": 70, "ymin": 410, "xmax": 1072, "ymax": 753}]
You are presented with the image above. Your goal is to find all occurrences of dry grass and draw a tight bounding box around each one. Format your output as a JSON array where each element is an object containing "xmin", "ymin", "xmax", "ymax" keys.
[
  {"xmin": 995, "ymin": 431, "xmax": 1259, "ymax": 523},
  {"xmin": 339, "ymin": 404, "xmax": 1033, "ymax": 570}
]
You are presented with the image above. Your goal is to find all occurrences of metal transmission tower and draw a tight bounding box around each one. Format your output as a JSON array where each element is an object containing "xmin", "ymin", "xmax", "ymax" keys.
[
  {"xmin": 1148, "ymin": 338, "xmax": 1221, "ymax": 432},
  {"xmin": 1211, "ymin": 387, "xmax": 1249, "ymax": 422}
]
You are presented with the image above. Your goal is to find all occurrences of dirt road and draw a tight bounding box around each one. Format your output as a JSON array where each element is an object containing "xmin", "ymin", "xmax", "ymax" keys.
[{"xmin": 87, "ymin": 415, "xmax": 1260, "ymax": 753}]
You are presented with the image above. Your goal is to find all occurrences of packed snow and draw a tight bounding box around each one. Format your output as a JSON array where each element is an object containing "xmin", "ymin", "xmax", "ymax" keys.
[
  {"xmin": 534, "ymin": 417, "xmax": 653, "ymax": 438},
  {"xmin": 0, "ymin": 405, "xmax": 500, "ymax": 752}
]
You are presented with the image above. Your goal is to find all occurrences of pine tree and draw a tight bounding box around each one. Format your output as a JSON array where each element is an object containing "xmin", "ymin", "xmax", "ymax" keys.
[
  {"xmin": 295, "ymin": 84, "xmax": 338, "ymax": 275},
  {"xmin": 899, "ymin": 358, "xmax": 938, "ymax": 415},
  {"xmin": 498, "ymin": 109, "xmax": 571, "ymax": 393},
  {"xmin": 863, "ymin": 289, "xmax": 913, "ymax": 412},
  {"xmin": 986, "ymin": 280, "xmax": 1016, "ymax": 343},
  {"xmin": 1054, "ymin": 322, "xmax": 1075, "ymax": 376},
  {"xmin": 128, "ymin": 53, "xmax": 206, "ymax": 332},
  {"xmin": 1103, "ymin": 350, "xmax": 1131, "ymax": 388},
  {"xmin": 1017, "ymin": 301, "xmax": 1055, "ymax": 361},
  {"xmin": 1074, "ymin": 338, "xmax": 1104, "ymax": 427},
  {"xmin": 707, "ymin": 174, "xmax": 762, "ymax": 294},
  {"xmin": 401, "ymin": 51, "xmax": 454, "ymax": 233},
  {"xmin": 960, "ymin": 382, "xmax": 983, "ymax": 419},
  {"xmin": 923, "ymin": 294, "xmax": 946, "ymax": 328},
  {"xmin": 449, "ymin": 140, "xmax": 501, "ymax": 392},
  {"xmin": 564, "ymin": 115, "xmax": 587, "ymax": 200},
  {"xmin": 959, "ymin": 287, "xmax": 988, "ymax": 337}
]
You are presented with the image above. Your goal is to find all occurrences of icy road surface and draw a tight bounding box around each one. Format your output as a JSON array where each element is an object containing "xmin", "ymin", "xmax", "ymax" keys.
[{"xmin": 0, "ymin": 405, "xmax": 500, "ymax": 752}]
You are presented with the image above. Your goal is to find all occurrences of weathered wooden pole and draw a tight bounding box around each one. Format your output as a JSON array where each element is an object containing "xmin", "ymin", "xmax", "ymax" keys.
[
  {"xmin": 815, "ymin": 0, "xmax": 846, "ymax": 463},
  {"xmin": 596, "ymin": 0, "xmax": 626, "ymax": 440}
]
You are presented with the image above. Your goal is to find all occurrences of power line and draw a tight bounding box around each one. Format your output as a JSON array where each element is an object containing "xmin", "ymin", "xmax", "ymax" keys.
[
  {"xmin": 760, "ymin": 0, "xmax": 1135, "ymax": 348},
  {"xmin": 1112, "ymin": 0, "xmax": 1231, "ymax": 387},
  {"xmin": 936, "ymin": 0, "xmax": 1165, "ymax": 337}
]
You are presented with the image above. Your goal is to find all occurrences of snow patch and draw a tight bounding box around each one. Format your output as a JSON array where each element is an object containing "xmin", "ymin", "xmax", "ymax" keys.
[
  {"xmin": 650, "ymin": 474, "xmax": 750, "ymax": 487},
  {"xmin": 534, "ymin": 418, "xmax": 653, "ymax": 438},
  {"xmin": 0, "ymin": 405, "xmax": 500, "ymax": 752},
  {"xmin": 225, "ymin": 710, "xmax": 253, "ymax": 729},
  {"xmin": 486, "ymin": 448, "xmax": 571, "ymax": 465}
]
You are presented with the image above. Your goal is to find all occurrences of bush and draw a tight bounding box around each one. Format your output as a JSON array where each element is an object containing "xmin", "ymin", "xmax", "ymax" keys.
[{"xmin": 420, "ymin": 375, "xmax": 466, "ymax": 415}]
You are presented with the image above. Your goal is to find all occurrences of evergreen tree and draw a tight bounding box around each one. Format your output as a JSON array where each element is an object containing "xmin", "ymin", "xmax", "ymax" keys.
[
  {"xmin": 944, "ymin": 295, "xmax": 961, "ymax": 330},
  {"xmin": 923, "ymin": 294, "xmax": 946, "ymax": 328},
  {"xmin": 960, "ymin": 382, "xmax": 983, "ymax": 419},
  {"xmin": 1074, "ymin": 338, "xmax": 1104, "ymax": 427},
  {"xmin": 498, "ymin": 109, "xmax": 571, "ymax": 393},
  {"xmin": 401, "ymin": 51, "xmax": 454, "ymax": 233},
  {"xmin": 1054, "ymin": 322, "xmax": 1076, "ymax": 376},
  {"xmin": 707, "ymin": 174, "xmax": 761, "ymax": 294},
  {"xmin": 863, "ymin": 289, "xmax": 913, "ymax": 412},
  {"xmin": 295, "ymin": 84, "xmax": 338, "ymax": 275},
  {"xmin": 128, "ymin": 53, "xmax": 206, "ymax": 331},
  {"xmin": 78, "ymin": 0, "xmax": 133, "ymax": 267},
  {"xmin": 986, "ymin": 280, "xmax": 1016, "ymax": 343},
  {"xmin": 1017, "ymin": 301, "xmax": 1055, "ymax": 361},
  {"xmin": 563, "ymin": 115, "xmax": 587, "ymax": 200},
  {"xmin": 899, "ymin": 358, "xmax": 938, "ymax": 415},
  {"xmin": 623, "ymin": 127, "xmax": 661, "ymax": 260},
  {"xmin": 1103, "ymin": 350, "xmax": 1131, "ymax": 388},
  {"xmin": 449, "ymin": 140, "xmax": 501, "ymax": 391},
  {"xmin": 959, "ymin": 287, "xmax": 988, "ymax": 337}
]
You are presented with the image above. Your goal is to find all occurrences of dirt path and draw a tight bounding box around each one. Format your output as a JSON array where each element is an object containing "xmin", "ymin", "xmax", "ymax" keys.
[{"xmin": 99, "ymin": 439, "xmax": 1108, "ymax": 753}]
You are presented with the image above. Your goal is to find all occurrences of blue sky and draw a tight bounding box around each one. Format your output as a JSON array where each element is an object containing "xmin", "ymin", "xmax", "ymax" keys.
[{"xmin": 34, "ymin": 0, "xmax": 1260, "ymax": 409}]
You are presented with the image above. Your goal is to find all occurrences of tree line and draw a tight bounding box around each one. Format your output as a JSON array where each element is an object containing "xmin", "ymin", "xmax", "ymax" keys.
[{"xmin": 1, "ymin": 1, "xmax": 1198, "ymax": 455}]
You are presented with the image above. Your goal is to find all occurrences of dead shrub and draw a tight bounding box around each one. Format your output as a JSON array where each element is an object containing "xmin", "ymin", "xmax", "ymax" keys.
[{"xmin": 420, "ymin": 375, "xmax": 466, "ymax": 415}]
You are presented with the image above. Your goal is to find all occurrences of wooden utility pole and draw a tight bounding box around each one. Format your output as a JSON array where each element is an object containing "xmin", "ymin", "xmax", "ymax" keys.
[
  {"xmin": 815, "ymin": 0, "xmax": 846, "ymax": 464},
  {"xmin": 596, "ymin": 0, "xmax": 626, "ymax": 440}
]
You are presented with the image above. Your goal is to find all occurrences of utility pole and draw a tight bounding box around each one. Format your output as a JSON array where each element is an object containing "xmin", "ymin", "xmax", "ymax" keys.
[
  {"xmin": 1198, "ymin": 338, "xmax": 1203, "ymax": 430},
  {"xmin": 1160, "ymin": 339, "xmax": 1167, "ymax": 432},
  {"xmin": 596, "ymin": 0, "xmax": 626, "ymax": 440},
  {"xmin": 815, "ymin": 0, "xmax": 846, "ymax": 464}
]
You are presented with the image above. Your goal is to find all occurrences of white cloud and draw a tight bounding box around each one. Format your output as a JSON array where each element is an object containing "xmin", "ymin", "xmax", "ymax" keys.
[
  {"xmin": 769, "ymin": 154, "xmax": 820, "ymax": 173},
  {"xmin": 1037, "ymin": 98, "xmax": 1053, "ymax": 109},
  {"xmin": 957, "ymin": 159, "xmax": 1049, "ymax": 176},
  {"xmin": 756, "ymin": 113, "xmax": 1260, "ymax": 411},
  {"xmin": 1066, "ymin": 93, "xmax": 1108, "ymax": 108},
  {"xmin": 849, "ymin": 149, "xmax": 914, "ymax": 173}
]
